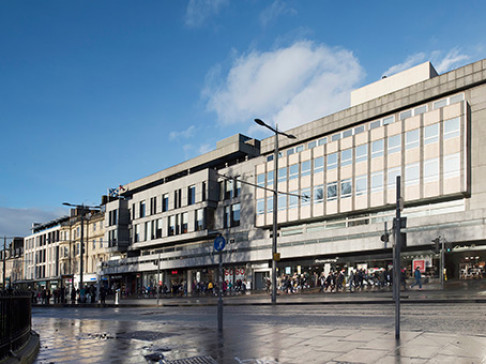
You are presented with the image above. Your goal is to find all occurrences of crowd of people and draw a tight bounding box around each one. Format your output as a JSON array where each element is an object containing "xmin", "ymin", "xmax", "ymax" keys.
[
  {"xmin": 275, "ymin": 267, "xmax": 411, "ymax": 294},
  {"xmin": 29, "ymin": 284, "xmax": 108, "ymax": 304}
]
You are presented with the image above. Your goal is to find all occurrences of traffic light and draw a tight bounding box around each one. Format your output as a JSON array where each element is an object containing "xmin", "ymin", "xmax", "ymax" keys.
[
  {"xmin": 432, "ymin": 237, "xmax": 440, "ymax": 254},
  {"xmin": 393, "ymin": 217, "xmax": 407, "ymax": 248}
]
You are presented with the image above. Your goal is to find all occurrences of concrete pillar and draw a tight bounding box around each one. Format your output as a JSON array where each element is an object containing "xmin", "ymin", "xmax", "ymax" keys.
[{"xmin": 186, "ymin": 270, "xmax": 193, "ymax": 295}]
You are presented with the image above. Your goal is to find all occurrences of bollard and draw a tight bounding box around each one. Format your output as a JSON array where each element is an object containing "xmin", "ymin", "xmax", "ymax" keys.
[{"xmin": 115, "ymin": 289, "xmax": 120, "ymax": 305}]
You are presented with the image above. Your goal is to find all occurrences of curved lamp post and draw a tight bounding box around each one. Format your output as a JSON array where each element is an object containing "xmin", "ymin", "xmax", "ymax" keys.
[{"xmin": 254, "ymin": 119, "xmax": 296, "ymax": 304}]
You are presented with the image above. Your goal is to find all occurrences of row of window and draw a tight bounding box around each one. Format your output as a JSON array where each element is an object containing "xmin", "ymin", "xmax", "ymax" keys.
[
  {"xmin": 267, "ymin": 93, "xmax": 464, "ymax": 162},
  {"xmin": 133, "ymin": 208, "xmax": 206, "ymax": 242},
  {"xmin": 257, "ymin": 153, "xmax": 461, "ymax": 214},
  {"xmin": 132, "ymin": 183, "xmax": 206, "ymax": 220},
  {"xmin": 258, "ymin": 117, "xmax": 461, "ymax": 187}
]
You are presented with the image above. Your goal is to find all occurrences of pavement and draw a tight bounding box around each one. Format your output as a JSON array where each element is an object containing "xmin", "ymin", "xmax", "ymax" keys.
[
  {"xmin": 29, "ymin": 279, "xmax": 486, "ymax": 363},
  {"xmin": 32, "ymin": 278, "xmax": 486, "ymax": 308}
]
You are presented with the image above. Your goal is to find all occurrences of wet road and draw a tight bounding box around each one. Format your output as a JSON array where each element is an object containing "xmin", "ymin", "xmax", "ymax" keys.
[{"xmin": 32, "ymin": 304, "xmax": 486, "ymax": 363}]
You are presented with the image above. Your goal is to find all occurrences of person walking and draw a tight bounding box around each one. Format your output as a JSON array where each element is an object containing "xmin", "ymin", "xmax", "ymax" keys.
[{"xmin": 410, "ymin": 266, "xmax": 422, "ymax": 289}]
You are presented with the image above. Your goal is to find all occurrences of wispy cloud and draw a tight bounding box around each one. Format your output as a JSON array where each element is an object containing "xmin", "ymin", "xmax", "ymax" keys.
[
  {"xmin": 433, "ymin": 48, "xmax": 470, "ymax": 74},
  {"xmin": 169, "ymin": 125, "xmax": 196, "ymax": 141},
  {"xmin": 383, "ymin": 48, "xmax": 471, "ymax": 77},
  {"xmin": 203, "ymin": 40, "xmax": 365, "ymax": 131},
  {"xmin": 382, "ymin": 53, "xmax": 426, "ymax": 77},
  {"xmin": 0, "ymin": 207, "xmax": 62, "ymax": 237},
  {"xmin": 259, "ymin": 0, "xmax": 297, "ymax": 27},
  {"xmin": 184, "ymin": 0, "xmax": 229, "ymax": 28}
]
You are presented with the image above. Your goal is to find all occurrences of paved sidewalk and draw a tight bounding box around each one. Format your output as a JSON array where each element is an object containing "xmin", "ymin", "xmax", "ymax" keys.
[
  {"xmin": 34, "ymin": 279, "xmax": 486, "ymax": 308},
  {"xmin": 33, "ymin": 315, "xmax": 486, "ymax": 364}
]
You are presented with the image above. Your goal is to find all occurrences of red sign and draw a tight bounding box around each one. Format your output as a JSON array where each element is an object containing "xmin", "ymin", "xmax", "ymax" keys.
[
  {"xmin": 171, "ymin": 270, "xmax": 179, "ymax": 275},
  {"xmin": 412, "ymin": 259, "xmax": 426, "ymax": 273}
]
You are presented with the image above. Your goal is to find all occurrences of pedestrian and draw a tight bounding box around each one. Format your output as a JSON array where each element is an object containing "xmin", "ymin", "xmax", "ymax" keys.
[
  {"xmin": 71, "ymin": 287, "xmax": 76, "ymax": 304},
  {"xmin": 348, "ymin": 270, "xmax": 355, "ymax": 292},
  {"xmin": 100, "ymin": 286, "xmax": 106, "ymax": 304},
  {"xmin": 410, "ymin": 267, "xmax": 422, "ymax": 289}
]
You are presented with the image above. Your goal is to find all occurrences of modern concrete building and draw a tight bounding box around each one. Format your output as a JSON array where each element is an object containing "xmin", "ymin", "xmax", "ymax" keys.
[{"xmin": 100, "ymin": 59, "xmax": 486, "ymax": 293}]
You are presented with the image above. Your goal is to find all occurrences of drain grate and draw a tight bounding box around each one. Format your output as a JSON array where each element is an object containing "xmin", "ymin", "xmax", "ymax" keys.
[{"xmin": 164, "ymin": 355, "xmax": 218, "ymax": 364}]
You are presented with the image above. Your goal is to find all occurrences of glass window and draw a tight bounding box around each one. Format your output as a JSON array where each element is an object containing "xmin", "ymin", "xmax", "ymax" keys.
[
  {"xmin": 405, "ymin": 163, "xmax": 420, "ymax": 186},
  {"xmin": 449, "ymin": 94, "xmax": 464, "ymax": 104},
  {"xmin": 231, "ymin": 204, "xmax": 241, "ymax": 227},
  {"xmin": 257, "ymin": 173, "xmax": 265, "ymax": 187},
  {"xmin": 289, "ymin": 164, "xmax": 299, "ymax": 180},
  {"xmin": 341, "ymin": 149, "xmax": 353, "ymax": 167},
  {"xmin": 424, "ymin": 123, "xmax": 439, "ymax": 145},
  {"xmin": 354, "ymin": 125, "xmax": 365, "ymax": 134},
  {"xmin": 224, "ymin": 206, "xmax": 230, "ymax": 229},
  {"xmin": 295, "ymin": 145, "xmax": 304, "ymax": 153},
  {"xmin": 313, "ymin": 185, "xmax": 324, "ymax": 203},
  {"xmin": 433, "ymin": 99, "xmax": 448, "ymax": 109},
  {"xmin": 399, "ymin": 109, "xmax": 412, "ymax": 120},
  {"xmin": 301, "ymin": 188, "xmax": 311, "ymax": 206},
  {"xmin": 225, "ymin": 179, "xmax": 234, "ymax": 199},
  {"xmin": 406, "ymin": 129, "xmax": 419, "ymax": 150},
  {"xmin": 371, "ymin": 172, "xmax": 383, "ymax": 192},
  {"xmin": 314, "ymin": 157, "xmax": 324, "ymax": 174},
  {"xmin": 181, "ymin": 212, "xmax": 188, "ymax": 233},
  {"xmin": 139, "ymin": 201, "xmax": 146, "ymax": 218},
  {"xmin": 355, "ymin": 144, "xmax": 368, "ymax": 163},
  {"xmin": 301, "ymin": 160, "xmax": 311, "ymax": 177},
  {"xmin": 235, "ymin": 180, "xmax": 241, "ymax": 197},
  {"xmin": 195, "ymin": 209, "xmax": 205, "ymax": 231},
  {"xmin": 414, "ymin": 105, "xmax": 427, "ymax": 115},
  {"xmin": 289, "ymin": 191, "xmax": 299, "ymax": 209},
  {"xmin": 444, "ymin": 153, "xmax": 460, "ymax": 179},
  {"xmin": 267, "ymin": 171, "xmax": 274, "ymax": 187},
  {"xmin": 162, "ymin": 194, "xmax": 169, "ymax": 212},
  {"xmin": 287, "ymin": 148, "xmax": 295, "ymax": 157},
  {"xmin": 387, "ymin": 167, "xmax": 401, "ymax": 189},
  {"xmin": 267, "ymin": 155, "xmax": 273, "ymax": 162},
  {"xmin": 355, "ymin": 175, "xmax": 367, "ymax": 196},
  {"xmin": 388, "ymin": 134, "xmax": 401, "ymax": 154},
  {"xmin": 307, "ymin": 141, "xmax": 317, "ymax": 149},
  {"xmin": 278, "ymin": 195, "xmax": 287, "ymax": 211},
  {"xmin": 267, "ymin": 196, "xmax": 273, "ymax": 214},
  {"xmin": 331, "ymin": 133, "xmax": 341, "ymax": 142},
  {"xmin": 318, "ymin": 137, "xmax": 327, "ymax": 146},
  {"xmin": 188, "ymin": 185, "xmax": 196, "ymax": 205},
  {"xmin": 278, "ymin": 167, "xmax": 287, "ymax": 183},
  {"xmin": 370, "ymin": 120, "xmax": 381, "ymax": 129},
  {"xmin": 327, "ymin": 153, "xmax": 338, "ymax": 170},
  {"xmin": 444, "ymin": 117, "xmax": 460, "ymax": 139},
  {"xmin": 343, "ymin": 129, "xmax": 353, "ymax": 138},
  {"xmin": 372, "ymin": 140, "xmax": 384, "ymax": 158},
  {"xmin": 327, "ymin": 182, "xmax": 337, "ymax": 201},
  {"xmin": 341, "ymin": 179, "xmax": 352, "ymax": 198},
  {"xmin": 168, "ymin": 216, "xmax": 175, "ymax": 236},
  {"xmin": 383, "ymin": 115, "xmax": 395, "ymax": 125},
  {"xmin": 424, "ymin": 158, "xmax": 439, "ymax": 183}
]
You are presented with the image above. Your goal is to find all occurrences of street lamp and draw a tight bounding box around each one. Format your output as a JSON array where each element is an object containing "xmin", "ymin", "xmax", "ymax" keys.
[
  {"xmin": 254, "ymin": 118, "xmax": 296, "ymax": 304},
  {"xmin": 63, "ymin": 202, "xmax": 100, "ymax": 291}
]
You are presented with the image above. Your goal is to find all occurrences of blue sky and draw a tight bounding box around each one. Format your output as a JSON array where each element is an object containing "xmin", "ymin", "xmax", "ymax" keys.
[{"xmin": 1, "ymin": 0, "xmax": 485, "ymax": 237}]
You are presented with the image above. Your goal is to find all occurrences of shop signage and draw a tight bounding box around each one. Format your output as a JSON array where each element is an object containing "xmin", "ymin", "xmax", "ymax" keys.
[
  {"xmin": 315, "ymin": 258, "xmax": 338, "ymax": 264},
  {"xmin": 413, "ymin": 259, "xmax": 426, "ymax": 273},
  {"xmin": 171, "ymin": 270, "xmax": 179, "ymax": 275}
]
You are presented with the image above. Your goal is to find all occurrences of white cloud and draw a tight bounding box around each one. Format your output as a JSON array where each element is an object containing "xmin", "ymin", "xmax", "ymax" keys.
[
  {"xmin": 433, "ymin": 48, "xmax": 470, "ymax": 74},
  {"xmin": 169, "ymin": 125, "xmax": 196, "ymax": 141},
  {"xmin": 203, "ymin": 40, "xmax": 365, "ymax": 131},
  {"xmin": 383, "ymin": 48, "xmax": 471, "ymax": 77},
  {"xmin": 0, "ymin": 207, "xmax": 62, "ymax": 237},
  {"xmin": 184, "ymin": 0, "xmax": 229, "ymax": 28},
  {"xmin": 382, "ymin": 53, "xmax": 426, "ymax": 77},
  {"xmin": 259, "ymin": 0, "xmax": 297, "ymax": 27}
]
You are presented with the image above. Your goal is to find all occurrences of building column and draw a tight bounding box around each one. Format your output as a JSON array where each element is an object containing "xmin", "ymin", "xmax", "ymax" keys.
[{"xmin": 186, "ymin": 270, "xmax": 193, "ymax": 295}]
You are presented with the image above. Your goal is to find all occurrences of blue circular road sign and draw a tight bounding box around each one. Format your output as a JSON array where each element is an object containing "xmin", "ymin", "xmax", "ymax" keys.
[{"xmin": 214, "ymin": 236, "xmax": 226, "ymax": 252}]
